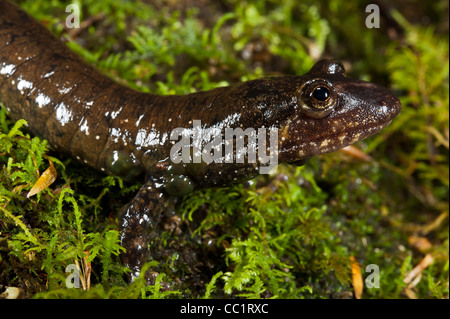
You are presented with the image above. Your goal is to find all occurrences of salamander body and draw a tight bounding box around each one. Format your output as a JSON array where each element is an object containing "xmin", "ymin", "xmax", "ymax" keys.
[{"xmin": 0, "ymin": 1, "xmax": 401, "ymax": 280}]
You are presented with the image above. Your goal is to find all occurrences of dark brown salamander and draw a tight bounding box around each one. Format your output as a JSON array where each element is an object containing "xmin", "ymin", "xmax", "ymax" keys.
[{"xmin": 0, "ymin": 1, "xmax": 401, "ymax": 280}]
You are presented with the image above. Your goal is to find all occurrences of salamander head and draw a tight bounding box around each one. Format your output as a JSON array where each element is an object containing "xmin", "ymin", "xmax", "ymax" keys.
[{"xmin": 277, "ymin": 59, "xmax": 401, "ymax": 163}]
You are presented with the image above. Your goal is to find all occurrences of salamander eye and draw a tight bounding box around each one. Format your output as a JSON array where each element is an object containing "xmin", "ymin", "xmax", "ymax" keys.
[
  {"xmin": 312, "ymin": 86, "xmax": 330, "ymax": 102},
  {"xmin": 300, "ymin": 80, "xmax": 336, "ymax": 118}
]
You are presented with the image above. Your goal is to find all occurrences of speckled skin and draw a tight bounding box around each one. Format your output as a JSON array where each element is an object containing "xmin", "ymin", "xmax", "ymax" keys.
[{"xmin": 0, "ymin": 1, "xmax": 401, "ymax": 280}]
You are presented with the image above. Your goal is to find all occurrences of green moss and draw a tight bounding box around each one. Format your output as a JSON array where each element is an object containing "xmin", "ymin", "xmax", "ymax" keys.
[{"xmin": 1, "ymin": 0, "xmax": 448, "ymax": 299}]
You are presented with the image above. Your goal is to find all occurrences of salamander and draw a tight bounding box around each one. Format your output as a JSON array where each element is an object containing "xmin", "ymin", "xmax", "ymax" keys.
[{"xmin": 0, "ymin": 1, "xmax": 401, "ymax": 281}]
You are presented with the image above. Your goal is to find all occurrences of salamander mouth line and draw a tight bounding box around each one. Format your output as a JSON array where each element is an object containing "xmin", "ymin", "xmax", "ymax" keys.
[{"xmin": 278, "ymin": 119, "xmax": 393, "ymax": 159}]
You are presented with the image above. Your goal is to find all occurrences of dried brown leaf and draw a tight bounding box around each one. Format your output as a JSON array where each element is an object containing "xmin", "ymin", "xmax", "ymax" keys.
[
  {"xmin": 350, "ymin": 256, "xmax": 363, "ymax": 299},
  {"xmin": 27, "ymin": 164, "xmax": 57, "ymax": 198}
]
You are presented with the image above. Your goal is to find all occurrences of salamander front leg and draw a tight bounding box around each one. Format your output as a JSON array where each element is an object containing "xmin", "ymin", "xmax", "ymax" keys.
[{"xmin": 119, "ymin": 178, "xmax": 171, "ymax": 281}]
